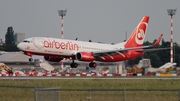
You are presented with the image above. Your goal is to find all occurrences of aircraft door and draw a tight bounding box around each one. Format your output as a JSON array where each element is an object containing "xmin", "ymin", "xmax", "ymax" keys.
[{"xmin": 32, "ymin": 38, "xmax": 44, "ymax": 50}]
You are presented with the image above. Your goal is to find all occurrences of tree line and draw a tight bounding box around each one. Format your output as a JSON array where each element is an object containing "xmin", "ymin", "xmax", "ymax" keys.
[{"xmin": 0, "ymin": 27, "xmax": 180, "ymax": 67}]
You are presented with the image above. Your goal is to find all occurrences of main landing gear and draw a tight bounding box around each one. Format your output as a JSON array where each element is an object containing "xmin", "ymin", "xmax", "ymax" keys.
[
  {"xmin": 70, "ymin": 60, "xmax": 97, "ymax": 68},
  {"xmin": 89, "ymin": 62, "xmax": 97, "ymax": 68},
  {"xmin": 29, "ymin": 57, "xmax": 33, "ymax": 62},
  {"xmin": 70, "ymin": 60, "xmax": 78, "ymax": 68}
]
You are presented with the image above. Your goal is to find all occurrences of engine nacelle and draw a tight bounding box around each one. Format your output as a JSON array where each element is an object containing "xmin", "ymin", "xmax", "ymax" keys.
[
  {"xmin": 76, "ymin": 52, "xmax": 94, "ymax": 61},
  {"xmin": 44, "ymin": 56, "xmax": 63, "ymax": 62}
]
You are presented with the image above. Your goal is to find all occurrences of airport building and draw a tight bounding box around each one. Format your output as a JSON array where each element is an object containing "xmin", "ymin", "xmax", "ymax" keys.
[
  {"xmin": 14, "ymin": 33, "xmax": 25, "ymax": 44},
  {"xmin": 0, "ymin": 52, "xmax": 124, "ymax": 74},
  {"xmin": 0, "ymin": 39, "xmax": 3, "ymax": 46}
]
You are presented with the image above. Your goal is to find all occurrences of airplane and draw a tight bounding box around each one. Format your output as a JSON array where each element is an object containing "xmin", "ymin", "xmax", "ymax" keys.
[
  {"xmin": 17, "ymin": 16, "xmax": 167, "ymax": 68},
  {"xmin": 148, "ymin": 62, "xmax": 176, "ymax": 73},
  {"xmin": 159, "ymin": 62, "xmax": 176, "ymax": 69}
]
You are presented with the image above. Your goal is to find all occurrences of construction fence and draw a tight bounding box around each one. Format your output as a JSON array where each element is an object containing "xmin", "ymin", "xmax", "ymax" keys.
[{"xmin": 0, "ymin": 86, "xmax": 180, "ymax": 101}]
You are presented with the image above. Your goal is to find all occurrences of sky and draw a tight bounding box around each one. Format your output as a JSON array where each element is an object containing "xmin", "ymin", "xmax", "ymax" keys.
[{"xmin": 0, "ymin": 0, "xmax": 180, "ymax": 44}]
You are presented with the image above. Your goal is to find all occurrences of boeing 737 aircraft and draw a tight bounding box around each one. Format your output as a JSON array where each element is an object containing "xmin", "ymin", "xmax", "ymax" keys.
[{"xmin": 17, "ymin": 16, "xmax": 166, "ymax": 68}]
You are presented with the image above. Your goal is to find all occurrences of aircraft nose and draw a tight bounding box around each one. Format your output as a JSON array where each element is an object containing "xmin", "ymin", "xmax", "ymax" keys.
[{"xmin": 17, "ymin": 43, "xmax": 23, "ymax": 50}]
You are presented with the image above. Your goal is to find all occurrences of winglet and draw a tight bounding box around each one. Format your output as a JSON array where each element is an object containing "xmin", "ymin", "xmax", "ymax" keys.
[{"xmin": 152, "ymin": 34, "xmax": 163, "ymax": 47}]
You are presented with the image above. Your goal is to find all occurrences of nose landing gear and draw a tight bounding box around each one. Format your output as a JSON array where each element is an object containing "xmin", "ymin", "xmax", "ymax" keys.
[{"xmin": 29, "ymin": 57, "xmax": 33, "ymax": 62}]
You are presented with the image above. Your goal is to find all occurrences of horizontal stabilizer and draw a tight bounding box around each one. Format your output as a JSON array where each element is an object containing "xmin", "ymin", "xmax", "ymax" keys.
[{"xmin": 136, "ymin": 47, "xmax": 170, "ymax": 52}]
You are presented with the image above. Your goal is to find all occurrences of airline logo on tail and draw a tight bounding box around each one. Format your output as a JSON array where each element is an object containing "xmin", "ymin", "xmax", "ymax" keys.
[
  {"xmin": 125, "ymin": 16, "xmax": 149, "ymax": 48},
  {"xmin": 135, "ymin": 22, "xmax": 148, "ymax": 45}
]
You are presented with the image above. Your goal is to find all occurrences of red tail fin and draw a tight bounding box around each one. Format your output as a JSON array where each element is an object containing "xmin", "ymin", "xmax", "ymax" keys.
[{"xmin": 124, "ymin": 16, "xmax": 149, "ymax": 48}]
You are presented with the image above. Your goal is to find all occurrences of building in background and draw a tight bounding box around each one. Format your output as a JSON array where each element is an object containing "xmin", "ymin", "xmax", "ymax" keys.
[
  {"xmin": 0, "ymin": 39, "xmax": 3, "ymax": 46},
  {"xmin": 14, "ymin": 33, "xmax": 25, "ymax": 44}
]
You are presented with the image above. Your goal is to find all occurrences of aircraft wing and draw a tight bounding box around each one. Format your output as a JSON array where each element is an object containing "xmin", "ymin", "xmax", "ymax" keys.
[{"xmin": 92, "ymin": 34, "xmax": 165, "ymax": 58}]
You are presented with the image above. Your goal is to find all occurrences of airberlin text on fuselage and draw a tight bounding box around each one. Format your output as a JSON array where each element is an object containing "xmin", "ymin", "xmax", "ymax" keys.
[{"xmin": 44, "ymin": 40, "xmax": 79, "ymax": 51}]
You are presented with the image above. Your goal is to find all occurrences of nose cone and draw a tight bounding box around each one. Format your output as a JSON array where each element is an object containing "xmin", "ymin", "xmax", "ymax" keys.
[{"xmin": 17, "ymin": 43, "xmax": 23, "ymax": 51}]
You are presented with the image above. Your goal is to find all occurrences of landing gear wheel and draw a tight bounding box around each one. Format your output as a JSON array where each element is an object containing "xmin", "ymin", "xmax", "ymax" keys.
[
  {"xmin": 89, "ymin": 62, "xmax": 97, "ymax": 68},
  {"xmin": 70, "ymin": 63, "xmax": 78, "ymax": 68},
  {"xmin": 29, "ymin": 58, "xmax": 33, "ymax": 62}
]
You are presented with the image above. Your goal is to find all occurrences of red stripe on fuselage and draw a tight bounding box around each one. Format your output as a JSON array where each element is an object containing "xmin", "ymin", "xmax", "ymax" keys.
[{"xmin": 23, "ymin": 51, "xmax": 74, "ymax": 59}]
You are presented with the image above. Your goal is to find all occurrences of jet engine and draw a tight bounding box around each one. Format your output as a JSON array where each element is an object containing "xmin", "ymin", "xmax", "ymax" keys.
[{"xmin": 76, "ymin": 52, "xmax": 94, "ymax": 61}]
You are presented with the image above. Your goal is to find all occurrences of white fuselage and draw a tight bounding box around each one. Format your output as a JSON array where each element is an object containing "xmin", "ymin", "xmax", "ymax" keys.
[{"xmin": 17, "ymin": 37, "xmax": 125, "ymax": 57}]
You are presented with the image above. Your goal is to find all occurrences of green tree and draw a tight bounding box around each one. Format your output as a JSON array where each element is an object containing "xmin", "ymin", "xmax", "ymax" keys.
[
  {"xmin": 0, "ymin": 46, "xmax": 4, "ymax": 51},
  {"xmin": 4, "ymin": 26, "xmax": 19, "ymax": 51},
  {"xmin": 5, "ymin": 26, "xmax": 14, "ymax": 45},
  {"xmin": 174, "ymin": 43, "xmax": 180, "ymax": 66},
  {"xmin": 149, "ymin": 54, "xmax": 161, "ymax": 67}
]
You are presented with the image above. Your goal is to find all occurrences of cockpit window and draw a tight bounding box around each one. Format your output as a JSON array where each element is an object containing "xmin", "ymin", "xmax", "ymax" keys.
[{"xmin": 23, "ymin": 40, "xmax": 30, "ymax": 43}]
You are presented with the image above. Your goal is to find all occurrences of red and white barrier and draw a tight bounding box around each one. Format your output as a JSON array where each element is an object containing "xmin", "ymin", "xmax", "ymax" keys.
[{"xmin": 0, "ymin": 71, "xmax": 177, "ymax": 77}]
